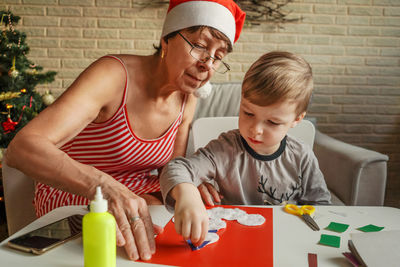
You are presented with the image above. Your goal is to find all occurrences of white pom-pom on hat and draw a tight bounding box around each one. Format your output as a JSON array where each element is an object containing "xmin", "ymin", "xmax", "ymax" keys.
[{"xmin": 194, "ymin": 81, "xmax": 212, "ymax": 98}]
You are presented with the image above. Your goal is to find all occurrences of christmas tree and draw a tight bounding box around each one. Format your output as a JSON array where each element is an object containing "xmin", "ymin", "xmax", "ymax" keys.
[{"xmin": 0, "ymin": 10, "xmax": 56, "ymax": 148}]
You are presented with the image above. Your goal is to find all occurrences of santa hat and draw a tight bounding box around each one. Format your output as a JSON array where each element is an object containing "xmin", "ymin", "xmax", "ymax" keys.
[{"xmin": 161, "ymin": 0, "xmax": 246, "ymax": 45}]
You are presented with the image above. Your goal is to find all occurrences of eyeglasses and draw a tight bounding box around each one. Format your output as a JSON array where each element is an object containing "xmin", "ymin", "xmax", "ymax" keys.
[{"xmin": 178, "ymin": 32, "xmax": 230, "ymax": 74}]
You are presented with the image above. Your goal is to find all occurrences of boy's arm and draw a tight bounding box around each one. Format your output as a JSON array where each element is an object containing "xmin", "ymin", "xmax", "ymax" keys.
[
  {"xmin": 300, "ymin": 150, "xmax": 332, "ymax": 205},
  {"xmin": 170, "ymin": 183, "xmax": 209, "ymax": 246},
  {"xmin": 160, "ymin": 134, "xmax": 231, "ymax": 210},
  {"xmin": 159, "ymin": 147, "xmax": 217, "ymax": 246},
  {"xmin": 159, "ymin": 153, "xmax": 217, "ymax": 211},
  {"xmin": 159, "ymin": 134, "xmax": 232, "ymax": 245}
]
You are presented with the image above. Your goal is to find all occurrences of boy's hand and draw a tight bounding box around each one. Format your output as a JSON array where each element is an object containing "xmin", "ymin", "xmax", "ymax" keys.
[
  {"xmin": 171, "ymin": 183, "xmax": 209, "ymax": 247},
  {"xmin": 198, "ymin": 182, "xmax": 224, "ymax": 206}
]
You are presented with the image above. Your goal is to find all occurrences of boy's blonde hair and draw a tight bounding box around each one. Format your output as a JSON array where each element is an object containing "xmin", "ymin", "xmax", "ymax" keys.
[{"xmin": 242, "ymin": 51, "xmax": 313, "ymax": 116}]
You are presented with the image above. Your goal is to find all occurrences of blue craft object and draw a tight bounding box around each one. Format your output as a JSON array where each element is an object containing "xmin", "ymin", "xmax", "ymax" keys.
[
  {"xmin": 186, "ymin": 230, "xmax": 217, "ymax": 250},
  {"xmin": 187, "ymin": 239, "xmax": 211, "ymax": 251}
]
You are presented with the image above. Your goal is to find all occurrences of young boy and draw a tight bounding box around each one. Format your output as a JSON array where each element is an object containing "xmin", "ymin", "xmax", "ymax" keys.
[{"xmin": 159, "ymin": 51, "xmax": 331, "ymax": 246}]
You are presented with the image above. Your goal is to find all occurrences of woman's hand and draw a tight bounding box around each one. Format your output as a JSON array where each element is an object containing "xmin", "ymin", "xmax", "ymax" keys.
[
  {"xmin": 104, "ymin": 184, "xmax": 158, "ymax": 261},
  {"xmin": 198, "ymin": 182, "xmax": 224, "ymax": 206},
  {"xmin": 171, "ymin": 183, "xmax": 209, "ymax": 247}
]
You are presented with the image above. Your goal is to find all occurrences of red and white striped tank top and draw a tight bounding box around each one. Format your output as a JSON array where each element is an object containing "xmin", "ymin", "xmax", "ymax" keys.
[{"xmin": 34, "ymin": 55, "xmax": 187, "ymax": 217}]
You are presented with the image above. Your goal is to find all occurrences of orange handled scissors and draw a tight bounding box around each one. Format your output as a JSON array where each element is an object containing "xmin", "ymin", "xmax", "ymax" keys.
[{"xmin": 284, "ymin": 204, "xmax": 320, "ymax": 231}]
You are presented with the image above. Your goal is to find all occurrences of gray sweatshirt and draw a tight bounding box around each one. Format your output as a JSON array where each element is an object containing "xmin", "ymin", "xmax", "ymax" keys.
[{"xmin": 160, "ymin": 129, "xmax": 331, "ymax": 211}]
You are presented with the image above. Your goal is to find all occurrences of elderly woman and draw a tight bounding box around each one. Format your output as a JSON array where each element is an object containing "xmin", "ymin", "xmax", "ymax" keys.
[{"xmin": 5, "ymin": 0, "xmax": 245, "ymax": 261}]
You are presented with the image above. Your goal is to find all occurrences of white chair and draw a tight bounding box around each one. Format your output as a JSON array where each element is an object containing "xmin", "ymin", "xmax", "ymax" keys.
[
  {"xmin": 2, "ymin": 157, "xmax": 37, "ymax": 235},
  {"xmin": 188, "ymin": 116, "xmax": 315, "ymax": 153}
]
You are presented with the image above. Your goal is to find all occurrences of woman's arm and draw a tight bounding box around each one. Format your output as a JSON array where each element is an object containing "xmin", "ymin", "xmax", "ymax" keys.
[
  {"xmin": 5, "ymin": 56, "xmax": 125, "ymax": 197},
  {"xmin": 5, "ymin": 56, "xmax": 156, "ymax": 261}
]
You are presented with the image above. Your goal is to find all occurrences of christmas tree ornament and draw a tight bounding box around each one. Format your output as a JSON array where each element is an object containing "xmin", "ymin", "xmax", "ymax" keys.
[
  {"xmin": 8, "ymin": 67, "xmax": 19, "ymax": 78},
  {"xmin": 7, "ymin": 13, "xmax": 14, "ymax": 33},
  {"xmin": 8, "ymin": 56, "xmax": 19, "ymax": 78},
  {"xmin": 0, "ymin": 13, "xmax": 6, "ymax": 29},
  {"xmin": 26, "ymin": 68, "xmax": 37, "ymax": 75},
  {"xmin": 2, "ymin": 115, "xmax": 18, "ymax": 133},
  {"xmin": 2, "ymin": 104, "xmax": 18, "ymax": 133},
  {"xmin": 0, "ymin": 91, "xmax": 21, "ymax": 101},
  {"xmin": 42, "ymin": 90, "xmax": 55, "ymax": 106},
  {"xmin": 27, "ymin": 64, "xmax": 38, "ymax": 75}
]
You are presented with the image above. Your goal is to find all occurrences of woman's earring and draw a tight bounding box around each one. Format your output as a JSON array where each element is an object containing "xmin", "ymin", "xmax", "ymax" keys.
[{"xmin": 161, "ymin": 50, "xmax": 165, "ymax": 59}]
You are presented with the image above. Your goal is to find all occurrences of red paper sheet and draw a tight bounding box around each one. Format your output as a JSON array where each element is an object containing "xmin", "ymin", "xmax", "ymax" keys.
[{"xmin": 141, "ymin": 205, "xmax": 273, "ymax": 267}]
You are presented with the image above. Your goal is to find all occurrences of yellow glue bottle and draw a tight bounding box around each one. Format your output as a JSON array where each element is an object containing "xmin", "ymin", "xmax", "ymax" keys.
[{"xmin": 83, "ymin": 186, "xmax": 116, "ymax": 267}]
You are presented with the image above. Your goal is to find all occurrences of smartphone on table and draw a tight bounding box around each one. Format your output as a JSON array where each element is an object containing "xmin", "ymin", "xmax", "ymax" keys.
[{"xmin": 7, "ymin": 214, "xmax": 83, "ymax": 255}]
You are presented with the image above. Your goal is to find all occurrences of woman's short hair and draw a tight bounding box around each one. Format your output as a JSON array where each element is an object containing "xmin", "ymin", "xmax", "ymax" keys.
[{"xmin": 242, "ymin": 51, "xmax": 314, "ymax": 116}]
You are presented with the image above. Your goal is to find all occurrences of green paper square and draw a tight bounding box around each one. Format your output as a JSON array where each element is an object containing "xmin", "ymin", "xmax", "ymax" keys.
[
  {"xmin": 319, "ymin": 234, "xmax": 340, "ymax": 248},
  {"xmin": 357, "ymin": 224, "xmax": 384, "ymax": 232},
  {"xmin": 325, "ymin": 222, "xmax": 349, "ymax": 233}
]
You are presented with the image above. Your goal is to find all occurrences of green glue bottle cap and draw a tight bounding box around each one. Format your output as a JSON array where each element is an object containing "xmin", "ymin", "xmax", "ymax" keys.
[{"xmin": 90, "ymin": 186, "xmax": 107, "ymax": 213}]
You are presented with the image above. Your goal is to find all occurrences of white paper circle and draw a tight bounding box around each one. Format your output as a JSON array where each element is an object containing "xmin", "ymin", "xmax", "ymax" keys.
[
  {"xmin": 209, "ymin": 218, "xmax": 227, "ymax": 231},
  {"xmin": 205, "ymin": 232, "xmax": 220, "ymax": 245},
  {"xmin": 237, "ymin": 214, "xmax": 266, "ymax": 226}
]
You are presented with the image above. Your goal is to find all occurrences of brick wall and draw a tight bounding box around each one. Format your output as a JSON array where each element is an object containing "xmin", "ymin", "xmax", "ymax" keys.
[{"xmin": 2, "ymin": 0, "xmax": 399, "ymax": 207}]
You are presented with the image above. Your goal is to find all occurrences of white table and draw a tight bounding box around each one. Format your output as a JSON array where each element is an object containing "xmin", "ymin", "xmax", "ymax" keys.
[{"xmin": 1, "ymin": 205, "xmax": 399, "ymax": 266}]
